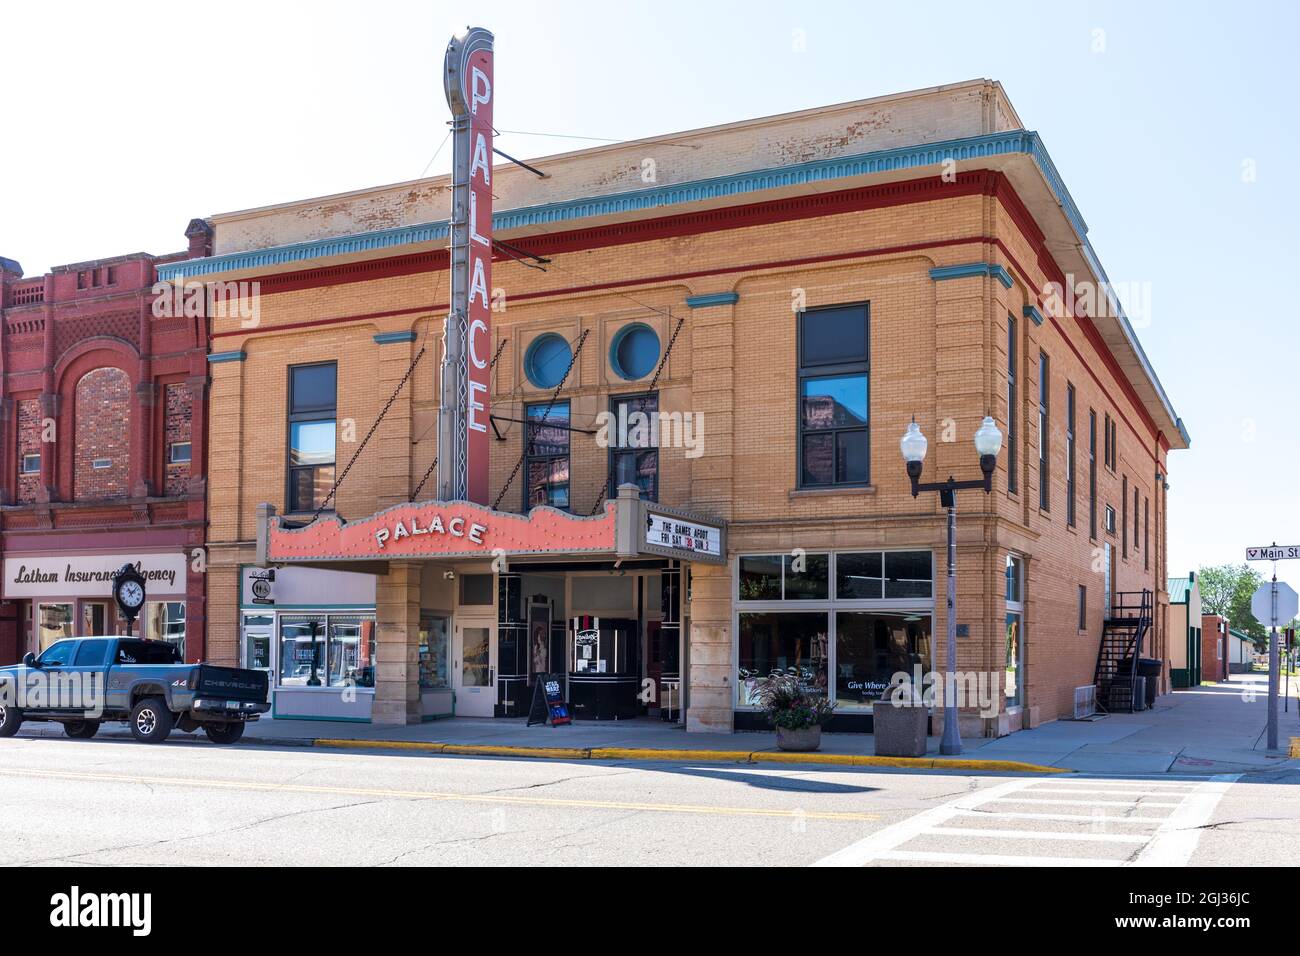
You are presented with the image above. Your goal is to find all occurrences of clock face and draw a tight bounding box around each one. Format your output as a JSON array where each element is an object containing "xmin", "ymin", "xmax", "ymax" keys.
[{"xmin": 118, "ymin": 580, "xmax": 145, "ymax": 609}]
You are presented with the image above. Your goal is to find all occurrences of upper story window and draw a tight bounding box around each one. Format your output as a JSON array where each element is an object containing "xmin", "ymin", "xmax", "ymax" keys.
[
  {"xmin": 286, "ymin": 363, "xmax": 337, "ymax": 514},
  {"xmin": 20, "ymin": 453, "xmax": 40, "ymax": 475},
  {"xmin": 608, "ymin": 393, "xmax": 658, "ymax": 501},
  {"xmin": 797, "ymin": 303, "xmax": 869, "ymax": 488},
  {"xmin": 524, "ymin": 333, "xmax": 573, "ymax": 390},
  {"xmin": 525, "ymin": 401, "xmax": 570, "ymax": 510},
  {"xmin": 1088, "ymin": 409, "xmax": 1098, "ymax": 540},
  {"xmin": 1065, "ymin": 382, "xmax": 1076, "ymax": 527},
  {"xmin": 1105, "ymin": 504, "xmax": 1117, "ymax": 535},
  {"xmin": 1006, "ymin": 314, "xmax": 1017, "ymax": 494},
  {"xmin": 1038, "ymin": 351, "xmax": 1050, "ymax": 512},
  {"xmin": 1005, "ymin": 554, "xmax": 1023, "ymax": 604},
  {"xmin": 610, "ymin": 323, "xmax": 661, "ymax": 381}
]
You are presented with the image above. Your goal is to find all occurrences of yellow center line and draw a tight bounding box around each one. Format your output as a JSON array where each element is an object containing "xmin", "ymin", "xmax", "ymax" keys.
[{"xmin": 0, "ymin": 766, "xmax": 878, "ymax": 822}]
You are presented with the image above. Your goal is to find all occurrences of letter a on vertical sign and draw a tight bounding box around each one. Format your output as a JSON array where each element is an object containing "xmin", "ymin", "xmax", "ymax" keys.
[{"xmin": 441, "ymin": 27, "xmax": 494, "ymax": 505}]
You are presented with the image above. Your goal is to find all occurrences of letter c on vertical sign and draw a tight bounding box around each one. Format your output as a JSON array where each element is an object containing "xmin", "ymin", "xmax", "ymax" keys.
[{"xmin": 469, "ymin": 318, "xmax": 489, "ymax": 369}]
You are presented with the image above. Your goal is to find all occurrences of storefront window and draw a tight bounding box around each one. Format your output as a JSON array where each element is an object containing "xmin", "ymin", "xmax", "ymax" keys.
[
  {"xmin": 37, "ymin": 603, "xmax": 73, "ymax": 651},
  {"xmin": 144, "ymin": 602, "xmax": 185, "ymax": 658},
  {"xmin": 738, "ymin": 554, "xmax": 829, "ymax": 601},
  {"xmin": 328, "ymin": 617, "xmax": 375, "ymax": 688},
  {"xmin": 420, "ymin": 616, "xmax": 450, "ymax": 688},
  {"xmin": 835, "ymin": 611, "xmax": 932, "ymax": 711},
  {"xmin": 280, "ymin": 616, "xmax": 325, "ymax": 686},
  {"xmin": 885, "ymin": 552, "xmax": 932, "ymax": 598},
  {"xmin": 1005, "ymin": 554, "xmax": 1024, "ymax": 708},
  {"xmin": 833, "ymin": 551, "xmax": 932, "ymax": 599},
  {"xmin": 737, "ymin": 612, "xmax": 828, "ymax": 706},
  {"xmin": 784, "ymin": 553, "xmax": 829, "ymax": 600},
  {"xmin": 738, "ymin": 555, "xmax": 782, "ymax": 601}
]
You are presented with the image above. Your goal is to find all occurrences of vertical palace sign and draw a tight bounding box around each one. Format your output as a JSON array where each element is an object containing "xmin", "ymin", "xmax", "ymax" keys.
[{"xmin": 440, "ymin": 26, "xmax": 494, "ymax": 505}]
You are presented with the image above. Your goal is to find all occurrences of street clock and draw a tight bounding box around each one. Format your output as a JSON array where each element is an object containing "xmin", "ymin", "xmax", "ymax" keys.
[{"xmin": 112, "ymin": 563, "xmax": 147, "ymax": 635}]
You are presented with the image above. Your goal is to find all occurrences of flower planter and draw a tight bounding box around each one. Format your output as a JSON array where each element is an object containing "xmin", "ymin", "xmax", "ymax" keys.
[
  {"xmin": 872, "ymin": 702, "xmax": 928, "ymax": 757},
  {"xmin": 776, "ymin": 725, "xmax": 822, "ymax": 752}
]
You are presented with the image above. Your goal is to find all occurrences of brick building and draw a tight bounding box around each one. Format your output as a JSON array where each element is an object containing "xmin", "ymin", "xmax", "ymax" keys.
[
  {"xmin": 166, "ymin": 79, "xmax": 1187, "ymax": 734},
  {"xmin": 1201, "ymin": 613, "xmax": 1229, "ymax": 683},
  {"xmin": 0, "ymin": 222, "xmax": 212, "ymax": 662}
]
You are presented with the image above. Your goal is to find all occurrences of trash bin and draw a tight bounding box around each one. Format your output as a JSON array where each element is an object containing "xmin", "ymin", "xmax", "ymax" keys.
[{"xmin": 1137, "ymin": 658, "xmax": 1162, "ymax": 709}]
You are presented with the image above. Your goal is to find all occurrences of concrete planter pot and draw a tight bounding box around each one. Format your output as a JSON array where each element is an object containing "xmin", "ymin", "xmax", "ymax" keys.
[
  {"xmin": 873, "ymin": 702, "xmax": 928, "ymax": 757},
  {"xmin": 776, "ymin": 725, "xmax": 822, "ymax": 752}
]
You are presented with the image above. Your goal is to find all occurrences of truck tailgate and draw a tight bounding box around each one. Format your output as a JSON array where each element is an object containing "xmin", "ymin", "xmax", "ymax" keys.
[{"xmin": 194, "ymin": 665, "xmax": 269, "ymax": 702}]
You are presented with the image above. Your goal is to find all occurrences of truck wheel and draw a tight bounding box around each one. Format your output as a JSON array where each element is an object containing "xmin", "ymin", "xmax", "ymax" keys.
[
  {"xmin": 129, "ymin": 698, "xmax": 173, "ymax": 744},
  {"xmin": 0, "ymin": 704, "xmax": 21, "ymax": 738},
  {"xmin": 204, "ymin": 722, "xmax": 246, "ymax": 745},
  {"xmin": 64, "ymin": 720, "xmax": 100, "ymax": 740}
]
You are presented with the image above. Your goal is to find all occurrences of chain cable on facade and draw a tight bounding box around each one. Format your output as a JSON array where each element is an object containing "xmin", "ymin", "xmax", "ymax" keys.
[
  {"xmin": 588, "ymin": 313, "xmax": 685, "ymax": 516},
  {"xmin": 492, "ymin": 328, "xmax": 589, "ymax": 512},
  {"xmin": 408, "ymin": 336, "xmax": 508, "ymax": 502},
  {"xmin": 309, "ymin": 342, "xmax": 427, "ymax": 523}
]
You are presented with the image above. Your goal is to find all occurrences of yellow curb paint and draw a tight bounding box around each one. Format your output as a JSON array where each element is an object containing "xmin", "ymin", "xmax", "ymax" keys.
[
  {"xmin": 308, "ymin": 738, "xmax": 1066, "ymax": 773},
  {"xmin": 440, "ymin": 744, "xmax": 592, "ymax": 759},
  {"xmin": 588, "ymin": 748, "xmax": 754, "ymax": 762},
  {"xmin": 315, "ymin": 739, "xmax": 448, "ymax": 753}
]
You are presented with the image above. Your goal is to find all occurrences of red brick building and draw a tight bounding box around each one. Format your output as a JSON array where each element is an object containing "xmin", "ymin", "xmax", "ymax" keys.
[
  {"xmin": 1201, "ymin": 613, "xmax": 1229, "ymax": 683},
  {"xmin": 0, "ymin": 221, "xmax": 212, "ymax": 662}
]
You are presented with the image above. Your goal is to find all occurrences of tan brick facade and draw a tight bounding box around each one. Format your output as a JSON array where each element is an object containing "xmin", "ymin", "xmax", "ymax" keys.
[{"xmin": 191, "ymin": 82, "xmax": 1182, "ymax": 734}]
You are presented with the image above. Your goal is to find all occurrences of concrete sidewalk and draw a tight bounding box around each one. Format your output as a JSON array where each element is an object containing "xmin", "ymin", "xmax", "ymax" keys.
[{"xmin": 15, "ymin": 672, "xmax": 1298, "ymax": 774}]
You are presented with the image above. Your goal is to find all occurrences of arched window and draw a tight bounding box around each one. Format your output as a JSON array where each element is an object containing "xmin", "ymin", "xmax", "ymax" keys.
[{"xmin": 74, "ymin": 367, "xmax": 131, "ymax": 500}]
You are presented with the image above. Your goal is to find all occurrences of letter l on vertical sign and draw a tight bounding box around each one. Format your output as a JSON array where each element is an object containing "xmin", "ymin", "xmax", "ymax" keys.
[{"xmin": 440, "ymin": 27, "xmax": 494, "ymax": 505}]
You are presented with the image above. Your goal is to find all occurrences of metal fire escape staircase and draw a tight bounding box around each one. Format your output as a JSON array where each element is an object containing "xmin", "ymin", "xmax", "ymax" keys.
[{"xmin": 1093, "ymin": 589, "xmax": 1153, "ymax": 713}]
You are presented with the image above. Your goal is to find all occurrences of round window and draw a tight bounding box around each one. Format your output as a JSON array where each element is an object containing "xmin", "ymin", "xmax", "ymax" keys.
[
  {"xmin": 610, "ymin": 323, "xmax": 661, "ymax": 380},
  {"xmin": 524, "ymin": 334, "xmax": 573, "ymax": 389}
]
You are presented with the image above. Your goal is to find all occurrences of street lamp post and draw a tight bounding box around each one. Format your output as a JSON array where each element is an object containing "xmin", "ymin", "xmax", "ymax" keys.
[{"xmin": 899, "ymin": 415, "xmax": 1003, "ymax": 756}]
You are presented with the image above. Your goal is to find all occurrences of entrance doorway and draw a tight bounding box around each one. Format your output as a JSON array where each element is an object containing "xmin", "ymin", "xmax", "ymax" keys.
[{"xmin": 454, "ymin": 621, "xmax": 496, "ymax": 717}]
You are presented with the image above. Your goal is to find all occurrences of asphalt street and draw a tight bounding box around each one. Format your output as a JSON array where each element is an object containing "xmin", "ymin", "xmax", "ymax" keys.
[{"xmin": 1, "ymin": 734, "xmax": 1297, "ymax": 866}]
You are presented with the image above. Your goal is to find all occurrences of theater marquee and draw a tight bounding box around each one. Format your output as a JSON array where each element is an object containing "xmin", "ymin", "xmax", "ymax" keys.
[{"xmin": 257, "ymin": 490, "xmax": 726, "ymax": 567}]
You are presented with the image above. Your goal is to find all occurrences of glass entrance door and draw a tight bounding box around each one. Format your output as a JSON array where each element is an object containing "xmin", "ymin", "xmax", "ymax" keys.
[{"xmin": 454, "ymin": 622, "xmax": 496, "ymax": 717}]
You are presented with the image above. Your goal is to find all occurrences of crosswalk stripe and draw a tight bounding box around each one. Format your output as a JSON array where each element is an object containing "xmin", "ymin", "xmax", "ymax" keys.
[
  {"xmin": 1128, "ymin": 775, "xmax": 1241, "ymax": 867},
  {"xmin": 950, "ymin": 808, "xmax": 1167, "ymax": 825},
  {"xmin": 813, "ymin": 773, "xmax": 1236, "ymax": 867},
  {"xmin": 1022, "ymin": 787, "xmax": 1191, "ymax": 797},
  {"xmin": 922, "ymin": 826, "xmax": 1148, "ymax": 843},
  {"xmin": 874, "ymin": 849, "xmax": 1126, "ymax": 867},
  {"xmin": 988, "ymin": 797, "xmax": 1181, "ymax": 807}
]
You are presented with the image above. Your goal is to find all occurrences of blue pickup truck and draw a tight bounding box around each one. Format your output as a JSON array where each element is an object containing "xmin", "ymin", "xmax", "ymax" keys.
[{"xmin": 0, "ymin": 637, "xmax": 269, "ymax": 744}]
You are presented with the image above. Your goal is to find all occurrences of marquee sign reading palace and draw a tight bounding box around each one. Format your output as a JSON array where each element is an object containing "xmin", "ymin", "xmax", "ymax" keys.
[{"xmin": 257, "ymin": 491, "xmax": 726, "ymax": 567}]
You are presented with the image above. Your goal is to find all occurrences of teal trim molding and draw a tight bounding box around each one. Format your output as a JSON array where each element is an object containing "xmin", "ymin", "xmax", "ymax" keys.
[
  {"xmin": 685, "ymin": 292, "xmax": 739, "ymax": 309},
  {"xmin": 1023, "ymin": 304, "xmax": 1044, "ymax": 326},
  {"xmin": 157, "ymin": 131, "xmax": 1076, "ymax": 283},
  {"xmin": 207, "ymin": 350, "xmax": 246, "ymax": 364},
  {"xmin": 929, "ymin": 263, "xmax": 1013, "ymax": 289},
  {"xmin": 373, "ymin": 331, "xmax": 417, "ymax": 344}
]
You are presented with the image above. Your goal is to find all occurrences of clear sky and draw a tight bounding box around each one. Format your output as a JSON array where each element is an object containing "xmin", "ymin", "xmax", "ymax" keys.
[{"xmin": 1, "ymin": 0, "xmax": 1295, "ymax": 579}]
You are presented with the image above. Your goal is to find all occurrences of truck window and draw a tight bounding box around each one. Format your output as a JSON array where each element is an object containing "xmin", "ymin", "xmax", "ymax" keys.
[
  {"xmin": 72, "ymin": 640, "xmax": 111, "ymax": 667},
  {"xmin": 38, "ymin": 641, "xmax": 75, "ymax": 667},
  {"xmin": 116, "ymin": 641, "xmax": 183, "ymax": 665}
]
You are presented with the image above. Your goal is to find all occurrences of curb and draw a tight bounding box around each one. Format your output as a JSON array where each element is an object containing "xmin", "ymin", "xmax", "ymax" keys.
[{"xmin": 310, "ymin": 737, "xmax": 1068, "ymax": 774}]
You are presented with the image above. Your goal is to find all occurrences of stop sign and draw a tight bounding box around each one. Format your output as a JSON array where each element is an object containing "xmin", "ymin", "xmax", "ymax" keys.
[{"xmin": 1251, "ymin": 581, "xmax": 1300, "ymax": 628}]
